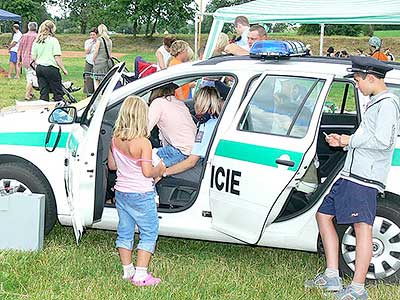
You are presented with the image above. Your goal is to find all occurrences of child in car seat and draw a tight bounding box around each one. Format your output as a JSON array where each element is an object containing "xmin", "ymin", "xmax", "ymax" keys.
[{"xmin": 108, "ymin": 95, "xmax": 166, "ymax": 286}]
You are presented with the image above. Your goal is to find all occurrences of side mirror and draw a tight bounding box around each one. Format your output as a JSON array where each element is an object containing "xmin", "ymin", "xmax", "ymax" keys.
[{"xmin": 48, "ymin": 106, "xmax": 77, "ymax": 124}]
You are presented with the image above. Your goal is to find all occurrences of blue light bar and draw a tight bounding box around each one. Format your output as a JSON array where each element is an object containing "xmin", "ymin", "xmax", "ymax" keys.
[{"xmin": 249, "ymin": 40, "xmax": 307, "ymax": 58}]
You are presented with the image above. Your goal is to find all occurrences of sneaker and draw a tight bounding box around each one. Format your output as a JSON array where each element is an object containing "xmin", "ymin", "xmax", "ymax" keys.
[
  {"xmin": 333, "ymin": 285, "xmax": 368, "ymax": 300},
  {"xmin": 131, "ymin": 273, "xmax": 161, "ymax": 287},
  {"xmin": 304, "ymin": 273, "xmax": 343, "ymax": 292}
]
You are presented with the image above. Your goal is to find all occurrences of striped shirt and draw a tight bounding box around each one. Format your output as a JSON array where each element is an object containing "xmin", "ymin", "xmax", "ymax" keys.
[{"xmin": 18, "ymin": 31, "xmax": 37, "ymax": 68}]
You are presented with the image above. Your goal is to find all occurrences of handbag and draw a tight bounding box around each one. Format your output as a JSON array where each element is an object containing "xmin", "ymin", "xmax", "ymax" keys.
[{"xmin": 102, "ymin": 37, "xmax": 114, "ymax": 69}]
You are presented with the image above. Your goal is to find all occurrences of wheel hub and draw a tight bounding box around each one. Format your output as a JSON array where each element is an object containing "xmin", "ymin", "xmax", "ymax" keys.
[
  {"xmin": 0, "ymin": 179, "xmax": 30, "ymax": 196},
  {"xmin": 372, "ymin": 238, "xmax": 384, "ymax": 257}
]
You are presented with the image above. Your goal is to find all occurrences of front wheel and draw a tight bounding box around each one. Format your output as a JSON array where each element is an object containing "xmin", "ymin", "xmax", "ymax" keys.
[
  {"xmin": 0, "ymin": 161, "xmax": 57, "ymax": 235},
  {"xmin": 338, "ymin": 196, "xmax": 400, "ymax": 283}
]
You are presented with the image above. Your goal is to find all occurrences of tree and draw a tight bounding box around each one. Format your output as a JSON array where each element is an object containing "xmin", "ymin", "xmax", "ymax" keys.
[
  {"xmin": 298, "ymin": 24, "xmax": 370, "ymax": 37},
  {"xmin": 0, "ymin": 0, "xmax": 49, "ymax": 30}
]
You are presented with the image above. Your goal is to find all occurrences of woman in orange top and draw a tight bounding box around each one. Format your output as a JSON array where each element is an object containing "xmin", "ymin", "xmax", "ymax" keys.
[
  {"xmin": 368, "ymin": 36, "xmax": 388, "ymax": 61},
  {"xmin": 168, "ymin": 40, "xmax": 194, "ymax": 100}
]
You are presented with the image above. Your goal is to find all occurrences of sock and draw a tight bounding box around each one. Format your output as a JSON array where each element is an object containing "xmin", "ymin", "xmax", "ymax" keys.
[
  {"xmin": 122, "ymin": 263, "xmax": 135, "ymax": 280},
  {"xmin": 324, "ymin": 267, "xmax": 339, "ymax": 278},
  {"xmin": 350, "ymin": 281, "xmax": 365, "ymax": 294},
  {"xmin": 133, "ymin": 266, "xmax": 148, "ymax": 281}
]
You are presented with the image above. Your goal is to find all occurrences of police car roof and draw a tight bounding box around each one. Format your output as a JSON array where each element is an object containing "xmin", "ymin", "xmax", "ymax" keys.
[{"xmin": 197, "ymin": 54, "xmax": 399, "ymax": 68}]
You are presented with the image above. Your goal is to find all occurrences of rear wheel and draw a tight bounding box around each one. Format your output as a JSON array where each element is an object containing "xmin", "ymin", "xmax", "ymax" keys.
[
  {"xmin": 338, "ymin": 196, "xmax": 400, "ymax": 283},
  {"xmin": 0, "ymin": 161, "xmax": 57, "ymax": 235}
]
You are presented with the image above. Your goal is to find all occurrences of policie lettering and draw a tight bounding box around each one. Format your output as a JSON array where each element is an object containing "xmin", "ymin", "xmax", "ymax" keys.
[{"xmin": 210, "ymin": 165, "xmax": 241, "ymax": 195}]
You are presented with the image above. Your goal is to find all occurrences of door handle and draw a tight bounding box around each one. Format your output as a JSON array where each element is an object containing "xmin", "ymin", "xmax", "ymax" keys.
[
  {"xmin": 275, "ymin": 159, "xmax": 295, "ymax": 167},
  {"xmin": 87, "ymin": 169, "xmax": 94, "ymax": 173}
]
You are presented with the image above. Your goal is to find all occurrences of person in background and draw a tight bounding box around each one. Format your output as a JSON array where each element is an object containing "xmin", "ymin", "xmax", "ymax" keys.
[
  {"xmin": 224, "ymin": 25, "xmax": 267, "ymax": 56},
  {"xmin": 234, "ymin": 16, "xmax": 250, "ymax": 51},
  {"xmin": 83, "ymin": 27, "xmax": 98, "ymax": 97},
  {"xmin": 155, "ymin": 35, "xmax": 176, "ymax": 70},
  {"xmin": 305, "ymin": 44, "xmax": 312, "ymax": 56},
  {"xmin": 356, "ymin": 48, "xmax": 366, "ymax": 57},
  {"xmin": 17, "ymin": 22, "xmax": 38, "ymax": 100},
  {"xmin": 31, "ymin": 20, "xmax": 68, "ymax": 102},
  {"xmin": 368, "ymin": 36, "xmax": 388, "ymax": 61},
  {"xmin": 384, "ymin": 48, "xmax": 395, "ymax": 61},
  {"xmin": 212, "ymin": 33, "xmax": 229, "ymax": 57},
  {"xmin": 108, "ymin": 95, "xmax": 165, "ymax": 286},
  {"xmin": 305, "ymin": 56, "xmax": 399, "ymax": 300},
  {"xmin": 7, "ymin": 23, "xmax": 22, "ymax": 79},
  {"xmin": 326, "ymin": 46, "xmax": 335, "ymax": 57},
  {"xmin": 93, "ymin": 24, "xmax": 112, "ymax": 89},
  {"xmin": 168, "ymin": 40, "xmax": 194, "ymax": 99}
]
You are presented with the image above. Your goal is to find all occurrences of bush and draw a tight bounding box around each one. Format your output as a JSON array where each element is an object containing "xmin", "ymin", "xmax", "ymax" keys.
[{"xmin": 298, "ymin": 24, "xmax": 370, "ymax": 36}]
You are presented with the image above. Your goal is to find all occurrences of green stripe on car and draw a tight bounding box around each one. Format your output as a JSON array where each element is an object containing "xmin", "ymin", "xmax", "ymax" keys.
[
  {"xmin": 0, "ymin": 132, "xmax": 69, "ymax": 148},
  {"xmin": 392, "ymin": 148, "xmax": 400, "ymax": 166},
  {"xmin": 215, "ymin": 139, "xmax": 303, "ymax": 171}
]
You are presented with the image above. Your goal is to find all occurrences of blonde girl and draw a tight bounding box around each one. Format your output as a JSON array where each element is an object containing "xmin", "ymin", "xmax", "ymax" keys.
[{"xmin": 108, "ymin": 95, "xmax": 165, "ymax": 286}]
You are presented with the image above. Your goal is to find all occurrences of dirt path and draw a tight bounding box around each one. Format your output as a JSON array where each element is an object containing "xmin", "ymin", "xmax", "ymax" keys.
[{"xmin": 0, "ymin": 49, "xmax": 127, "ymax": 58}]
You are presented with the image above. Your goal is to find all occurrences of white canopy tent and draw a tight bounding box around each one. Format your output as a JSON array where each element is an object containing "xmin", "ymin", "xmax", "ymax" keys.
[{"xmin": 201, "ymin": 0, "xmax": 400, "ymax": 59}]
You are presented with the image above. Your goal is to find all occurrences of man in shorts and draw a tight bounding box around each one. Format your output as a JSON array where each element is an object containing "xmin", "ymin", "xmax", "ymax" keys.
[
  {"xmin": 7, "ymin": 24, "xmax": 22, "ymax": 79},
  {"xmin": 305, "ymin": 56, "xmax": 400, "ymax": 300},
  {"xmin": 18, "ymin": 22, "xmax": 38, "ymax": 100}
]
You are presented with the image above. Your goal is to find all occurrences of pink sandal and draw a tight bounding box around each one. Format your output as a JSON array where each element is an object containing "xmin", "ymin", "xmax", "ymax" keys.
[{"xmin": 131, "ymin": 273, "xmax": 161, "ymax": 287}]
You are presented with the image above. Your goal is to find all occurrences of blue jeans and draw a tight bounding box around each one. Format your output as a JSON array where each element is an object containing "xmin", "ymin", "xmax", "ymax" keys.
[
  {"xmin": 157, "ymin": 145, "xmax": 187, "ymax": 167},
  {"xmin": 115, "ymin": 190, "xmax": 159, "ymax": 253}
]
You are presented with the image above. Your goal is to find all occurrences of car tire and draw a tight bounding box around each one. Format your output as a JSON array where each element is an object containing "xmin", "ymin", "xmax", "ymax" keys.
[
  {"xmin": 0, "ymin": 161, "xmax": 57, "ymax": 235},
  {"xmin": 338, "ymin": 196, "xmax": 400, "ymax": 283}
]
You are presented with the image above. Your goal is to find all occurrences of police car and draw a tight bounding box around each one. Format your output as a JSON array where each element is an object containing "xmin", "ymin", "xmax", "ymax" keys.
[{"xmin": 1, "ymin": 41, "xmax": 400, "ymax": 283}]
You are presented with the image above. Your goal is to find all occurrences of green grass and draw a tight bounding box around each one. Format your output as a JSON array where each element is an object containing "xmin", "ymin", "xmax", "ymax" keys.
[
  {"xmin": 0, "ymin": 224, "xmax": 399, "ymax": 300},
  {"xmin": 374, "ymin": 30, "xmax": 400, "ymax": 38},
  {"xmin": 0, "ymin": 52, "xmax": 152, "ymax": 109}
]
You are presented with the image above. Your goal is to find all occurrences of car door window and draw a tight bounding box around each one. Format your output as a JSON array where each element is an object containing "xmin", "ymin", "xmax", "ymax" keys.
[
  {"xmin": 388, "ymin": 84, "xmax": 400, "ymax": 98},
  {"xmin": 238, "ymin": 75, "xmax": 324, "ymax": 138},
  {"xmin": 324, "ymin": 81, "xmax": 357, "ymax": 114}
]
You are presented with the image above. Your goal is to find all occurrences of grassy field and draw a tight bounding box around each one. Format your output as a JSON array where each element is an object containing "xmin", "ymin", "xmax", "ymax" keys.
[{"xmin": 1, "ymin": 224, "xmax": 399, "ymax": 300}]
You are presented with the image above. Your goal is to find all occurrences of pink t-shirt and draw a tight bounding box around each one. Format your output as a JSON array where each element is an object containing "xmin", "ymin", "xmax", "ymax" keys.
[
  {"xmin": 111, "ymin": 138, "xmax": 154, "ymax": 193},
  {"xmin": 148, "ymin": 96, "xmax": 196, "ymax": 155}
]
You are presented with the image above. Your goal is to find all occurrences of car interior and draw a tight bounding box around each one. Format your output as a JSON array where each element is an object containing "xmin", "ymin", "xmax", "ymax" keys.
[{"xmin": 93, "ymin": 74, "xmax": 236, "ymax": 215}]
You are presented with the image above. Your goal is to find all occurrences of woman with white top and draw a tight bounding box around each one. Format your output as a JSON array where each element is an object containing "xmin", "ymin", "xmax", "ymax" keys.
[
  {"xmin": 83, "ymin": 27, "xmax": 98, "ymax": 96},
  {"xmin": 155, "ymin": 36, "xmax": 176, "ymax": 70}
]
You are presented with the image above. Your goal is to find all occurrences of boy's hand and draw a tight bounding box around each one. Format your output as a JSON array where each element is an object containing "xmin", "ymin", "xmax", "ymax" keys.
[
  {"xmin": 339, "ymin": 134, "xmax": 350, "ymax": 147},
  {"xmin": 325, "ymin": 133, "xmax": 341, "ymax": 147}
]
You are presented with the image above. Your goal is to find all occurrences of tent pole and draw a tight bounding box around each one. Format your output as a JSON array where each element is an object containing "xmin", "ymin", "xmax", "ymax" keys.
[
  {"xmin": 194, "ymin": 13, "xmax": 199, "ymax": 60},
  {"xmin": 319, "ymin": 24, "xmax": 325, "ymax": 56}
]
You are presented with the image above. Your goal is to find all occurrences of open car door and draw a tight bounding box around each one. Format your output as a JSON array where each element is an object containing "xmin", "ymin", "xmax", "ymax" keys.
[
  {"xmin": 209, "ymin": 70, "xmax": 334, "ymax": 244},
  {"xmin": 64, "ymin": 63, "xmax": 126, "ymax": 244}
]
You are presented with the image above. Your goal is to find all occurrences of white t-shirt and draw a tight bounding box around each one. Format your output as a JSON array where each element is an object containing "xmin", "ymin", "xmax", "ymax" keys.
[
  {"xmin": 84, "ymin": 39, "xmax": 96, "ymax": 65},
  {"xmin": 235, "ymin": 28, "xmax": 249, "ymax": 50},
  {"xmin": 10, "ymin": 30, "xmax": 22, "ymax": 52},
  {"xmin": 191, "ymin": 118, "xmax": 218, "ymax": 158},
  {"xmin": 157, "ymin": 45, "xmax": 171, "ymax": 69}
]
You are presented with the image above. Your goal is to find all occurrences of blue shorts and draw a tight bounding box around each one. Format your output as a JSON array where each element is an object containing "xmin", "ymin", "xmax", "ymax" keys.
[
  {"xmin": 9, "ymin": 51, "xmax": 17, "ymax": 63},
  {"xmin": 157, "ymin": 145, "xmax": 187, "ymax": 167},
  {"xmin": 318, "ymin": 178, "xmax": 378, "ymax": 225},
  {"xmin": 115, "ymin": 190, "xmax": 159, "ymax": 253}
]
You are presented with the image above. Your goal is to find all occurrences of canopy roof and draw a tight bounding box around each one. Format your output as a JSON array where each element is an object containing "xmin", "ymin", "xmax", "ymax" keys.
[
  {"xmin": 213, "ymin": 0, "xmax": 400, "ymax": 24},
  {"xmin": 0, "ymin": 8, "xmax": 21, "ymax": 22},
  {"xmin": 202, "ymin": 0, "xmax": 400, "ymax": 58}
]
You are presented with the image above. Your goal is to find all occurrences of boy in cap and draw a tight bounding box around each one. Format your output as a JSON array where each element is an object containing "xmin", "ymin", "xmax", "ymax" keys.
[{"xmin": 305, "ymin": 56, "xmax": 400, "ymax": 299}]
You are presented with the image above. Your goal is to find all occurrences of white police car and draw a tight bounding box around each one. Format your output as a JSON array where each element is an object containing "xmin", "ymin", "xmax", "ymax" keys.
[{"xmin": 1, "ymin": 41, "xmax": 400, "ymax": 283}]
